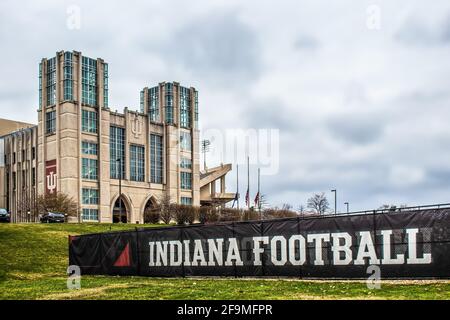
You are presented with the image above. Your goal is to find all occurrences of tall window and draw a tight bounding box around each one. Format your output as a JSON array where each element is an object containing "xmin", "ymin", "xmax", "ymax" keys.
[
  {"xmin": 165, "ymin": 83, "xmax": 174, "ymax": 124},
  {"xmin": 181, "ymin": 197, "xmax": 192, "ymax": 205},
  {"xmin": 82, "ymin": 110, "xmax": 98, "ymax": 133},
  {"xmin": 82, "ymin": 141, "xmax": 98, "ymax": 155},
  {"xmin": 181, "ymin": 172, "xmax": 192, "ymax": 190},
  {"xmin": 63, "ymin": 52, "xmax": 73, "ymax": 101},
  {"xmin": 180, "ymin": 131, "xmax": 191, "ymax": 151},
  {"xmin": 46, "ymin": 57, "xmax": 56, "ymax": 106},
  {"xmin": 103, "ymin": 63, "xmax": 108, "ymax": 108},
  {"xmin": 130, "ymin": 145, "xmax": 145, "ymax": 182},
  {"xmin": 180, "ymin": 86, "xmax": 191, "ymax": 128},
  {"xmin": 140, "ymin": 90, "xmax": 144, "ymax": 113},
  {"xmin": 46, "ymin": 111, "xmax": 56, "ymax": 134},
  {"xmin": 82, "ymin": 158, "xmax": 98, "ymax": 180},
  {"xmin": 22, "ymin": 170, "xmax": 26, "ymax": 189},
  {"xmin": 150, "ymin": 134, "xmax": 163, "ymax": 184},
  {"xmin": 110, "ymin": 126, "xmax": 125, "ymax": 179},
  {"xmin": 82, "ymin": 208, "xmax": 98, "ymax": 221},
  {"xmin": 81, "ymin": 56, "xmax": 97, "ymax": 106},
  {"xmin": 180, "ymin": 157, "xmax": 192, "ymax": 169},
  {"xmin": 149, "ymin": 86, "xmax": 159, "ymax": 122},
  {"xmin": 38, "ymin": 63, "xmax": 42, "ymax": 109},
  {"xmin": 194, "ymin": 90, "xmax": 199, "ymax": 128},
  {"xmin": 82, "ymin": 188, "xmax": 99, "ymax": 204}
]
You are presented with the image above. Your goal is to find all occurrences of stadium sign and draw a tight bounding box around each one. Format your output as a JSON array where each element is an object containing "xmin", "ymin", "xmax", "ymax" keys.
[
  {"xmin": 69, "ymin": 208, "xmax": 450, "ymax": 278},
  {"xmin": 148, "ymin": 228, "xmax": 431, "ymax": 267}
]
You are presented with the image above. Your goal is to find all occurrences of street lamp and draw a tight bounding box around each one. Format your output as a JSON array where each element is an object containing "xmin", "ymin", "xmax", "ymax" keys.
[
  {"xmin": 201, "ymin": 139, "xmax": 211, "ymax": 171},
  {"xmin": 344, "ymin": 202, "xmax": 349, "ymax": 213},
  {"xmin": 116, "ymin": 158, "xmax": 123, "ymax": 223},
  {"xmin": 331, "ymin": 189, "xmax": 337, "ymax": 215}
]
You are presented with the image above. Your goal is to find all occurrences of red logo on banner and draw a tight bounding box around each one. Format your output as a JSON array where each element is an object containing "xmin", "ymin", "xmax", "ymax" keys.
[
  {"xmin": 114, "ymin": 243, "xmax": 131, "ymax": 267},
  {"xmin": 45, "ymin": 160, "xmax": 57, "ymax": 194}
]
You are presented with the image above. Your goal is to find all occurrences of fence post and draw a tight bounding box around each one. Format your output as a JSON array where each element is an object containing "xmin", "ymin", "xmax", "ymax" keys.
[
  {"xmin": 232, "ymin": 222, "xmax": 237, "ymax": 278},
  {"xmin": 181, "ymin": 227, "xmax": 186, "ymax": 278},
  {"xmin": 135, "ymin": 227, "xmax": 141, "ymax": 276},
  {"xmin": 261, "ymin": 220, "xmax": 265, "ymax": 277},
  {"xmin": 297, "ymin": 216, "xmax": 302, "ymax": 279},
  {"xmin": 372, "ymin": 210, "xmax": 378, "ymax": 269}
]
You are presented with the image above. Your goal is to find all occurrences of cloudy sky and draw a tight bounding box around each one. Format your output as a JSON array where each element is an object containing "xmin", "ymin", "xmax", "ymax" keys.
[{"xmin": 1, "ymin": 0, "xmax": 450, "ymax": 212}]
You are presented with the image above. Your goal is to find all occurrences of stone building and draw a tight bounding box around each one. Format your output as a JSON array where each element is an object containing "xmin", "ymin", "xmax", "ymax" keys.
[{"xmin": 0, "ymin": 50, "xmax": 234, "ymax": 223}]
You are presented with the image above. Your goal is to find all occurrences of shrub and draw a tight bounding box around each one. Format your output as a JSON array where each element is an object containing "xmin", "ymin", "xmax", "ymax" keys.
[
  {"xmin": 263, "ymin": 208, "xmax": 298, "ymax": 219},
  {"xmin": 220, "ymin": 208, "xmax": 242, "ymax": 222},
  {"xmin": 242, "ymin": 209, "xmax": 261, "ymax": 221},
  {"xmin": 144, "ymin": 207, "xmax": 160, "ymax": 224},
  {"xmin": 198, "ymin": 206, "xmax": 219, "ymax": 224},
  {"xmin": 185, "ymin": 206, "xmax": 198, "ymax": 224},
  {"xmin": 172, "ymin": 205, "xmax": 199, "ymax": 225},
  {"xmin": 36, "ymin": 192, "xmax": 78, "ymax": 218},
  {"xmin": 173, "ymin": 204, "xmax": 187, "ymax": 225}
]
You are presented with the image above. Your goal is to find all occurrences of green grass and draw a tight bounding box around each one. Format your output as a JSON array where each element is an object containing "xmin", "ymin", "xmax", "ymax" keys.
[{"xmin": 0, "ymin": 223, "xmax": 449, "ymax": 300}]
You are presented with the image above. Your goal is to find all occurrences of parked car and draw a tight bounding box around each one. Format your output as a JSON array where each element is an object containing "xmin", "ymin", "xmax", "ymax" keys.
[
  {"xmin": 40, "ymin": 212, "xmax": 66, "ymax": 223},
  {"xmin": 0, "ymin": 209, "xmax": 10, "ymax": 223}
]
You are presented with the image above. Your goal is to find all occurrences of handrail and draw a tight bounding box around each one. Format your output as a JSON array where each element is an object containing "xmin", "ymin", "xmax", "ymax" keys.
[{"xmin": 331, "ymin": 202, "xmax": 450, "ymax": 217}]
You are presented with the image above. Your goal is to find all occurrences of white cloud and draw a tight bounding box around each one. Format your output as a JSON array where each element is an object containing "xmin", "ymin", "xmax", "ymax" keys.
[{"xmin": 1, "ymin": 0, "xmax": 450, "ymax": 210}]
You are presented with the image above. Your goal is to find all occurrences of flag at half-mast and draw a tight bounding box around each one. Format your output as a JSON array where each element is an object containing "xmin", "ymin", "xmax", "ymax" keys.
[
  {"xmin": 245, "ymin": 188, "xmax": 249, "ymax": 206},
  {"xmin": 254, "ymin": 191, "xmax": 260, "ymax": 206}
]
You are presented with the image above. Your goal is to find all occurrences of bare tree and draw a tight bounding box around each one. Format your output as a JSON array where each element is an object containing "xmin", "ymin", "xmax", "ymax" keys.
[
  {"xmin": 297, "ymin": 204, "xmax": 306, "ymax": 215},
  {"xmin": 36, "ymin": 192, "xmax": 78, "ymax": 218},
  {"xmin": 307, "ymin": 193, "xmax": 329, "ymax": 215},
  {"xmin": 258, "ymin": 194, "xmax": 269, "ymax": 210},
  {"xmin": 144, "ymin": 205, "xmax": 160, "ymax": 224},
  {"xmin": 158, "ymin": 192, "xmax": 174, "ymax": 224}
]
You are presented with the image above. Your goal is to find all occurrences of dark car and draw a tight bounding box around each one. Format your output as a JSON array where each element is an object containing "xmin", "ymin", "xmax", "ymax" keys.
[
  {"xmin": 40, "ymin": 212, "xmax": 66, "ymax": 223},
  {"xmin": 0, "ymin": 209, "xmax": 10, "ymax": 223}
]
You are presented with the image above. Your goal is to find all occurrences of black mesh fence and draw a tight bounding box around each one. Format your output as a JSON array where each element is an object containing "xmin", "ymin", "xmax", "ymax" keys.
[{"xmin": 69, "ymin": 207, "xmax": 450, "ymax": 278}]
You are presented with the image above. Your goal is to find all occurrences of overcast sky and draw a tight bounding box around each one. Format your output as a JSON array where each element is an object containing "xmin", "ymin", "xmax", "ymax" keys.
[{"xmin": 1, "ymin": 0, "xmax": 450, "ymax": 212}]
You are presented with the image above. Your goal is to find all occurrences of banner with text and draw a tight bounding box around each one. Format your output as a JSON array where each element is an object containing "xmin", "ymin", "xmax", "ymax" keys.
[{"xmin": 69, "ymin": 208, "xmax": 450, "ymax": 278}]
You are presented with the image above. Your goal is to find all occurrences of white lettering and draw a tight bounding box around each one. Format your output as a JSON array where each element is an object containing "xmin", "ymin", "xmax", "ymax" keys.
[
  {"xmin": 271, "ymin": 236, "xmax": 287, "ymax": 266},
  {"xmin": 406, "ymin": 228, "xmax": 431, "ymax": 264},
  {"xmin": 225, "ymin": 238, "xmax": 243, "ymax": 266},
  {"xmin": 288, "ymin": 235, "xmax": 306, "ymax": 266},
  {"xmin": 355, "ymin": 231, "xmax": 380, "ymax": 265},
  {"xmin": 208, "ymin": 238, "xmax": 224, "ymax": 266},
  {"xmin": 253, "ymin": 236, "xmax": 269, "ymax": 266},
  {"xmin": 192, "ymin": 239, "xmax": 207, "ymax": 266},
  {"xmin": 380, "ymin": 230, "xmax": 404, "ymax": 265},
  {"xmin": 169, "ymin": 240, "xmax": 183, "ymax": 266},
  {"xmin": 331, "ymin": 232, "xmax": 352, "ymax": 265},
  {"xmin": 307, "ymin": 233, "xmax": 330, "ymax": 265},
  {"xmin": 155, "ymin": 241, "xmax": 168, "ymax": 266}
]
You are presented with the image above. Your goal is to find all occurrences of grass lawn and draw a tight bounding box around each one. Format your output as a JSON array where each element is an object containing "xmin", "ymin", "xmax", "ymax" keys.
[{"xmin": 0, "ymin": 223, "xmax": 448, "ymax": 300}]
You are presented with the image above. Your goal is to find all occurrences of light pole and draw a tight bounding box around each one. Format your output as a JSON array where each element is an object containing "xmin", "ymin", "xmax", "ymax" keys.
[
  {"xmin": 344, "ymin": 202, "xmax": 349, "ymax": 213},
  {"xmin": 201, "ymin": 140, "xmax": 211, "ymax": 171},
  {"xmin": 116, "ymin": 158, "xmax": 122, "ymax": 223},
  {"xmin": 331, "ymin": 189, "xmax": 337, "ymax": 215}
]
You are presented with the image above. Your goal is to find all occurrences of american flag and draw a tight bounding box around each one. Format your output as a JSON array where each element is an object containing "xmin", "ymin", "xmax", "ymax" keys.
[
  {"xmin": 245, "ymin": 188, "xmax": 249, "ymax": 206},
  {"xmin": 254, "ymin": 191, "xmax": 260, "ymax": 206}
]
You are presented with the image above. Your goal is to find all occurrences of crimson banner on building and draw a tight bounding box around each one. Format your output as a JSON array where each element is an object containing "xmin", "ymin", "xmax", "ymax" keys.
[
  {"xmin": 45, "ymin": 160, "xmax": 57, "ymax": 194},
  {"xmin": 69, "ymin": 208, "xmax": 450, "ymax": 278}
]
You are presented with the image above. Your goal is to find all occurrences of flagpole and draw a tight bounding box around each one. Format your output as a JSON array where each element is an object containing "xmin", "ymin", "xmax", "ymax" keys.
[
  {"xmin": 236, "ymin": 164, "xmax": 240, "ymax": 210},
  {"xmin": 247, "ymin": 156, "xmax": 250, "ymax": 210},
  {"xmin": 258, "ymin": 167, "xmax": 261, "ymax": 217}
]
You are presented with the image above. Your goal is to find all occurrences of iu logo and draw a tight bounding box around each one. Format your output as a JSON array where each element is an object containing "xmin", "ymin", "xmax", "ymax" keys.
[
  {"xmin": 47, "ymin": 172, "xmax": 57, "ymax": 194},
  {"xmin": 45, "ymin": 160, "xmax": 57, "ymax": 194},
  {"xmin": 131, "ymin": 115, "xmax": 142, "ymax": 138}
]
